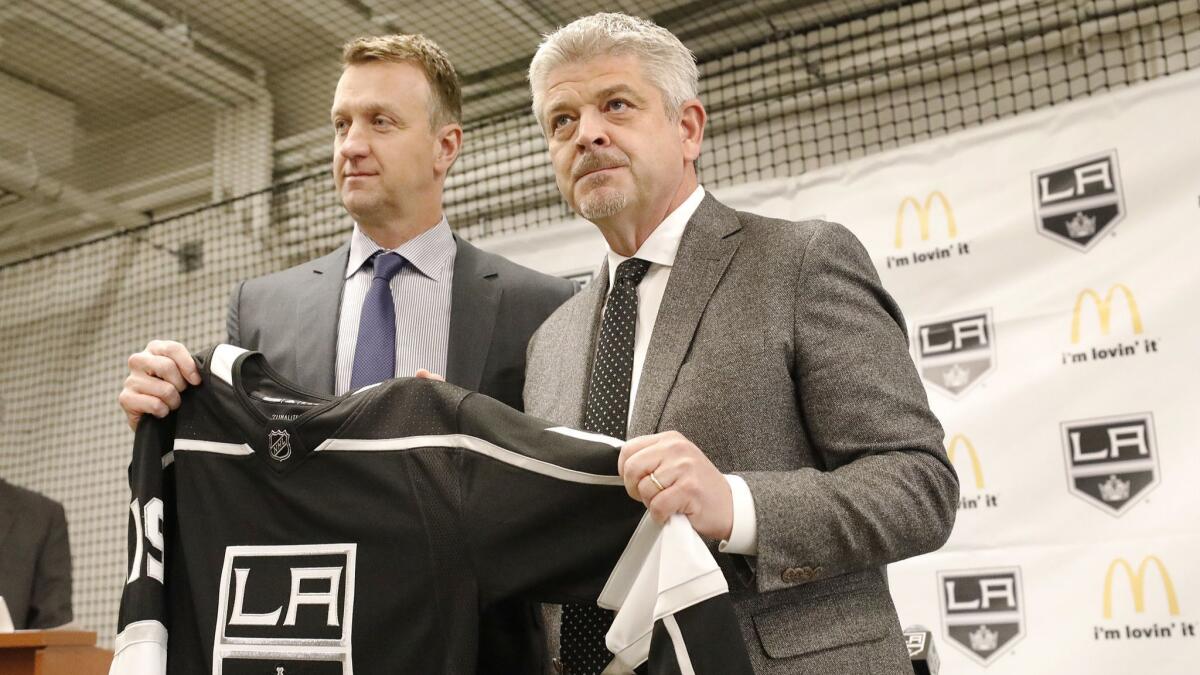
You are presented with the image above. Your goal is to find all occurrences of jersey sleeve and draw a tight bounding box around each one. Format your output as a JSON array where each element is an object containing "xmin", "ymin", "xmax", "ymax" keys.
[
  {"xmin": 110, "ymin": 413, "xmax": 175, "ymax": 675},
  {"xmin": 455, "ymin": 393, "xmax": 752, "ymax": 675}
]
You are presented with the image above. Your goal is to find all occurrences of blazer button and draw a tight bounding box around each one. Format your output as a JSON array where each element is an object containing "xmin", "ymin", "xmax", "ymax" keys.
[{"xmin": 782, "ymin": 567, "xmax": 811, "ymax": 584}]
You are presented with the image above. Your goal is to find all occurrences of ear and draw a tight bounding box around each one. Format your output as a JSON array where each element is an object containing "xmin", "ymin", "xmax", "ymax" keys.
[
  {"xmin": 433, "ymin": 123, "xmax": 464, "ymax": 175},
  {"xmin": 677, "ymin": 99, "xmax": 706, "ymax": 162}
]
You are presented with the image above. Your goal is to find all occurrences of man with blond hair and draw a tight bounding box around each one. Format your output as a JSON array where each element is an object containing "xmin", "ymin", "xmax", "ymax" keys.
[
  {"xmin": 524, "ymin": 13, "xmax": 959, "ymax": 674},
  {"xmin": 119, "ymin": 33, "xmax": 572, "ymax": 674}
]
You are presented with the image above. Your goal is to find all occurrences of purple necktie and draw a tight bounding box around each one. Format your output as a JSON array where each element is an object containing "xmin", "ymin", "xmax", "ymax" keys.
[{"xmin": 349, "ymin": 252, "xmax": 407, "ymax": 390}]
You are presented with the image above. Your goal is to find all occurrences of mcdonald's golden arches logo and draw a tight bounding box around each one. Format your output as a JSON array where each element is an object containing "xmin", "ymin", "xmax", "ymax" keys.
[
  {"xmin": 1103, "ymin": 556, "xmax": 1180, "ymax": 619},
  {"xmin": 946, "ymin": 434, "xmax": 984, "ymax": 489},
  {"xmin": 1071, "ymin": 284, "xmax": 1144, "ymax": 344},
  {"xmin": 895, "ymin": 191, "xmax": 957, "ymax": 248}
]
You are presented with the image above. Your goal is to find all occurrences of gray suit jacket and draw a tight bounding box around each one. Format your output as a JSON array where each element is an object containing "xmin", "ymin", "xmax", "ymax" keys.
[
  {"xmin": 225, "ymin": 234, "xmax": 575, "ymax": 674},
  {"xmin": 525, "ymin": 195, "xmax": 959, "ymax": 674},
  {"xmin": 0, "ymin": 479, "xmax": 73, "ymax": 629},
  {"xmin": 228, "ymin": 235, "xmax": 575, "ymax": 409}
]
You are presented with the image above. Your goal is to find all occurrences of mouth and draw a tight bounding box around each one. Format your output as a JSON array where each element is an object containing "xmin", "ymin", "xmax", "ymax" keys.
[{"xmin": 575, "ymin": 165, "xmax": 623, "ymax": 182}]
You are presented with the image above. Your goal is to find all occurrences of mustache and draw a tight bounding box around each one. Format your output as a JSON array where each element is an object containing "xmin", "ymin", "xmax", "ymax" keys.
[{"xmin": 572, "ymin": 151, "xmax": 628, "ymax": 181}]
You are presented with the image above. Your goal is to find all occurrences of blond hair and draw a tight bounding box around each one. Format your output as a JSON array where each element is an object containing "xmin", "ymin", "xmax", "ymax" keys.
[
  {"xmin": 528, "ymin": 13, "xmax": 699, "ymax": 128},
  {"xmin": 342, "ymin": 34, "xmax": 463, "ymax": 128}
]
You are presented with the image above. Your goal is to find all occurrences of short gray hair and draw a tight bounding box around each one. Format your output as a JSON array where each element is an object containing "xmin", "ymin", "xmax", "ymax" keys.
[{"xmin": 528, "ymin": 13, "xmax": 699, "ymax": 129}]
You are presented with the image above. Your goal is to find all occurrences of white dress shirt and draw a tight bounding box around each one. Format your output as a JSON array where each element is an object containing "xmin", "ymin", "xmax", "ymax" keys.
[
  {"xmin": 602, "ymin": 186, "xmax": 759, "ymax": 555},
  {"xmin": 334, "ymin": 219, "xmax": 456, "ymax": 396}
]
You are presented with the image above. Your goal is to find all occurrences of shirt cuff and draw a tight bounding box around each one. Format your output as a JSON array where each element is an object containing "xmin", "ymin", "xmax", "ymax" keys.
[{"xmin": 718, "ymin": 474, "xmax": 758, "ymax": 555}]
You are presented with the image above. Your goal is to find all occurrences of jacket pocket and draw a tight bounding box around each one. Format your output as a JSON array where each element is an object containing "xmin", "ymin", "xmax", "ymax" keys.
[{"xmin": 751, "ymin": 586, "xmax": 892, "ymax": 659}]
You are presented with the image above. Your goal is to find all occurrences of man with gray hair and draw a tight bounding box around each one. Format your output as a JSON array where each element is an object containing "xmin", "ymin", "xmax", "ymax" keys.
[{"xmin": 524, "ymin": 13, "xmax": 959, "ymax": 674}]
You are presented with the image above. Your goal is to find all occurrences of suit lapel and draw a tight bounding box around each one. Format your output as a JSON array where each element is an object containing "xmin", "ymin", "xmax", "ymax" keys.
[
  {"xmin": 555, "ymin": 261, "xmax": 609, "ymax": 427},
  {"xmin": 445, "ymin": 237, "xmax": 501, "ymax": 392},
  {"xmin": 294, "ymin": 243, "xmax": 349, "ymax": 395},
  {"xmin": 629, "ymin": 195, "xmax": 743, "ymax": 438}
]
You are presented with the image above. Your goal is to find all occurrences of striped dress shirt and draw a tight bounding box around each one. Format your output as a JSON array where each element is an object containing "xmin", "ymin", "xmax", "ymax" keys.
[{"xmin": 334, "ymin": 218, "xmax": 456, "ymax": 395}]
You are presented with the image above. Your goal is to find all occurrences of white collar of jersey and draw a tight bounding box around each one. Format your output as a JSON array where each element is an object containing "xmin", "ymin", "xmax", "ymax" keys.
[
  {"xmin": 604, "ymin": 185, "xmax": 704, "ymax": 288},
  {"xmin": 210, "ymin": 344, "xmax": 249, "ymax": 387},
  {"xmin": 599, "ymin": 513, "xmax": 729, "ymax": 671}
]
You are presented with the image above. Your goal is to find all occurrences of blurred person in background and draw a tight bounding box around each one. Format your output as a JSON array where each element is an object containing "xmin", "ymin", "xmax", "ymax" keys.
[{"xmin": 0, "ymin": 477, "xmax": 73, "ymax": 630}]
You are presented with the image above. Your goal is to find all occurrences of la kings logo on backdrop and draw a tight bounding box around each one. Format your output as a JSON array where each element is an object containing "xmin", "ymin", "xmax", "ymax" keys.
[
  {"xmin": 1032, "ymin": 150, "xmax": 1125, "ymax": 252},
  {"xmin": 1061, "ymin": 412, "xmax": 1159, "ymax": 516},
  {"xmin": 214, "ymin": 543, "xmax": 356, "ymax": 673},
  {"xmin": 938, "ymin": 568, "xmax": 1025, "ymax": 666},
  {"xmin": 913, "ymin": 309, "xmax": 996, "ymax": 398}
]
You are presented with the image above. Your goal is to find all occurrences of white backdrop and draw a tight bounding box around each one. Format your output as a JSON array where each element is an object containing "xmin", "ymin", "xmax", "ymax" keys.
[{"xmin": 481, "ymin": 68, "xmax": 1200, "ymax": 673}]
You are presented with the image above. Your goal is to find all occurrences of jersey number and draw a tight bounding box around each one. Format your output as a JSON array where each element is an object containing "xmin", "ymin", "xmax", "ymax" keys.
[{"xmin": 128, "ymin": 498, "xmax": 164, "ymax": 584}]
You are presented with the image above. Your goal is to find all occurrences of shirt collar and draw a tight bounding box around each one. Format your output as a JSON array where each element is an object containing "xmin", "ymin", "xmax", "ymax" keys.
[
  {"xmin": 606, "ymin": 185, "xmax": 704, "ymax": 287},
  {"xmin": 345, "ymin": 216, "xmax": 455, "ymax": 281}
]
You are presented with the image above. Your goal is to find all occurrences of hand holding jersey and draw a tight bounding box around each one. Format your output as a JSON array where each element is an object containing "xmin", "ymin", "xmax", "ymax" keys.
[
  {"xmin": 618, "ymin": 431, "xmax": 735, "ymax": 542},
  {"xmin": 120, "ymin": 340, "xmax": 202, "ymax": 430},
  {"xmin": 111, "ymin": 345, "xmax": 752, "ymax": 675}
]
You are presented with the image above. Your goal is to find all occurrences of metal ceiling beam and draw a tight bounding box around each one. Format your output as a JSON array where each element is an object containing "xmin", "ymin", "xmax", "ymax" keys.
[
  {"xmin": 274, "ymin": 0, "xmax": 379, "ymax": 41},
  {"xmin": 13, "ymin": 3, "xmax": 233, "ymax": 108},
  {"xmin": 53, "ymin": 0, "xmax": 266, "ymax": 103},
  {"xmin": 0, "ymin": 156, "xmax": 148, "ymax": 231},
  {"xmin": 120, "ymin": 0, "xmax": 266, "ymax": 81}
]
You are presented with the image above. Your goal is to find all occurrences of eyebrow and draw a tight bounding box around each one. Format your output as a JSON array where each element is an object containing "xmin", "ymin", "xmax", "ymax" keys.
[
  {"xmin": 330, "ymin": 101, "xmax": 398, "ymax": 121},
  {"xmin": 543, "ymin": 84, "xmax": 647, "ymax": 122},
  {"xmin": 596, "ymin": 85, "xmax": 644, "ymax": 104}
]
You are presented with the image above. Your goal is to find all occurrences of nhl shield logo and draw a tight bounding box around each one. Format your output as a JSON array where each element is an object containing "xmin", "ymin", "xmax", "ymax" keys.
[
  {"xmin": 913, "ymin": 309, "xmax": 996, "ymax": 399},
  {"xmin": 1032, "ymin": 150, "xmax": 1124, "ymax": 252},
  {"xmin": 938, "ymin": 567, "xmax": 1024, "ymax": 666},
  {"xmin": 1061, "ymin": 412, "xmax": 1158, "ymax": 516},
  {"xmin": 268, "ymin": 429, "xmax": 292, "ymax": 462}
]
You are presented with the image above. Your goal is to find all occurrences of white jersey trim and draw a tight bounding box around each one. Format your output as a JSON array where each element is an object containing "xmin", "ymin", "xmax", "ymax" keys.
[
  {"xmin": 316, "ymin": 434, "xmax": 624, "ymax": 486},
  {"xmin": 663, "ymin": 615, "xmax": 698, "ymax": 675},
  {"xmin": 600, "ymin": 514, "xmax": 729, "ymax": 671},
  {"xmin": 545, "ymin": 426, "xmax": 623, "ymax": 448},
  {"xmin": 173, "ymin": 439, "xmax": 255, "ymax": 456},
  {"xmin": 210, "ymin": 344, "xmax": 249, "ymax": 387},
  {"xmin": 110, "ymin": 619, "xmax": 167, "ymax": 675}
]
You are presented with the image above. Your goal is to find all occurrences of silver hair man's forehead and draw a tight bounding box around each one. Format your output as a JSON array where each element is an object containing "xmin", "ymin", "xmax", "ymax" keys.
[{"xmin": 528, "ymin": 12, "xmax": 699, "ymax": 127}]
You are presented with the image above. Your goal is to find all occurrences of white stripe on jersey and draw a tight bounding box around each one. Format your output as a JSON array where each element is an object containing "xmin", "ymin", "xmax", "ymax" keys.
[
  {"xmin": 316, "ymin": 434, "xmax": 625, "ymax": 486},
  {"xmin": 110, "ymin": 619, "xmax": 167, "ymax": 675},
  {"xmin": 546, "ymin": 426, "xmax": 623, "ymax": 448},
  {"xmin": 662, "ymin": 615, "xmax": 697, "ymax": 675},
  {"xmin": 173, "ymin": 439, "xmax": 254, "ymax": 456}
]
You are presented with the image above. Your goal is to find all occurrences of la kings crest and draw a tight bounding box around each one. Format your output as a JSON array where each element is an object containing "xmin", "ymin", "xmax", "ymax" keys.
[
  {"xmin": 938, "ymin": 567, "xmax": 1025, "ymax": 666},
  {"xmin": 214, "ymin": 543, "xmax": 356, "ymax": 673},
  {"xmin": 913, "ymin": 309, "xmax": 996, "ymax": 399},
  {"xmin": 1061, "ymin": 412, "xmax": 1159, "ymax": 516},
  {"xmin": 1032, "ymin": 150, "xmax": 1125, "ymax": 252}
]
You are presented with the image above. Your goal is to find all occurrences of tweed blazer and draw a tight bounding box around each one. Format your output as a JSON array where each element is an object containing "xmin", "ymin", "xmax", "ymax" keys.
[
  {"xmin": 225, "ymin": 233, "xmax": 574, "ymax": 674},
  {"xmin": 525, "ymin": 194, "xmax": 959, "ymax": 674},
  {"xmin": 0, "ymin": 479, "xmax": 72, "ymax": 629}
]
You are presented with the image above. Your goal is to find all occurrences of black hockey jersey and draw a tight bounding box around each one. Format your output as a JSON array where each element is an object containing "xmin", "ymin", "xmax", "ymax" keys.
[{"xmin": 111, "ymin": 345, "xmax": 751, "ymax": 675}]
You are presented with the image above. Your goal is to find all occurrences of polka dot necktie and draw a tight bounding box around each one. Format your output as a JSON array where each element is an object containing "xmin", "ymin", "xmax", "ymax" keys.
[
  {"xmin": 349, "ymin": 251, "xmax": 407, "ymax": 391},
  {"xmin": 560, "ymin": 257, "xmax": 652, "ymax": 675}
]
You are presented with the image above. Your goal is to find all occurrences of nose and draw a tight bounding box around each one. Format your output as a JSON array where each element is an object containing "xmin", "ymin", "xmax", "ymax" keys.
[
  {"xmin": 574, "ymin": 107, "xmax": 610, "ymax": 150},
  {"xmin": 337, "ymin": 122, "xmax": 370, "ymax": 162}
]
